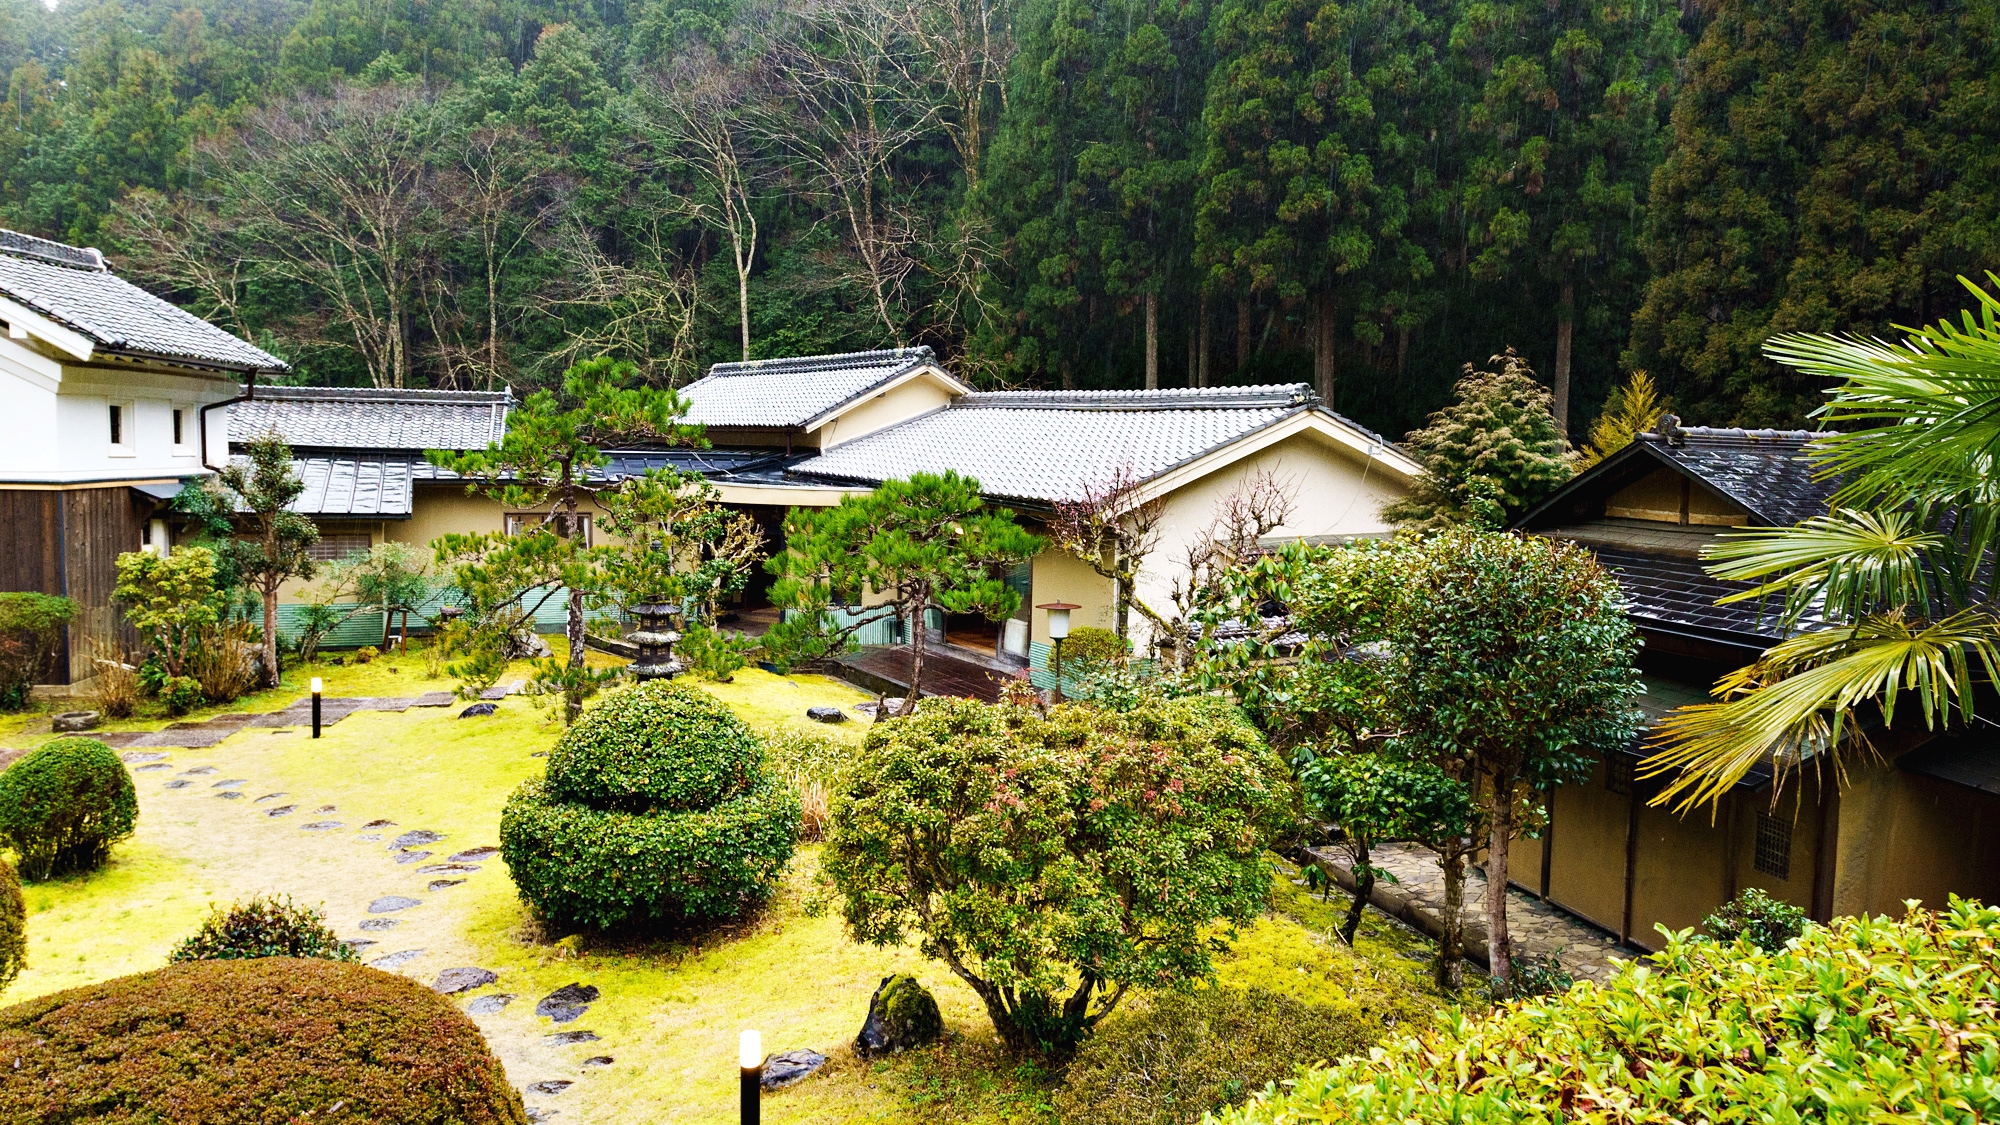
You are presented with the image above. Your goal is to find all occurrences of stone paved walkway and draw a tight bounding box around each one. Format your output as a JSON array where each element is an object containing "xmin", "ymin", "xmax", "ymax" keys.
[{"xmin": 1308, "ymin": 841, "xmax": 1639, "ymax": 984}]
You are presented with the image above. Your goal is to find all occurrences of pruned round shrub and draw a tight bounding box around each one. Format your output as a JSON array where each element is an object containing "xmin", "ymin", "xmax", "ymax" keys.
[
  {"xmin": 171, "ymin": 895, "xmax": 359, "ymax": 964},
  {"xmin": 0, "ymin": 860, "xmax": 24, "ymax": 995},
  {"xmin": 503, "ymin": 680, "xmax": 800, "ymax": 929},
  {"xmin": 1062, "ymin": 625, "xmax": 1129, "ymax": 672},
  {"xmin": 545, "ymin": 679, "xmax": 763, "ymax": 812},
  {"xmin": 1213, "ymin": 901, "xmax": 2000, "ymax": 1125},
  {"xmin": 0, "ymin": 957, "xmax": 527, "ymax": 1123},
  {"xmin": 0, "ymin": 737, "xmax": 138, "ymax": 880},
  {"xmin": 1055, "ymin": 988, "xmax": 1392, "ymax": 1125}
]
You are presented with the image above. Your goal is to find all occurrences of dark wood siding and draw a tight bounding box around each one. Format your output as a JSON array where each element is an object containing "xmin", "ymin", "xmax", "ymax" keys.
[{"xmin": 0, "ymin": 486, "xmax": 149, "ymax": 683}]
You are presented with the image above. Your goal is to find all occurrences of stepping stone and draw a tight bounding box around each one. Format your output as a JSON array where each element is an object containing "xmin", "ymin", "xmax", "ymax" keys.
[
  {"xmin": 181, "ymin": 766, "xmax": 217, "ymax": 775},
  {"xmin": 120, "ymin": 751, "xmax": 169, "ymax": 763},
  {"xmin": 367, "ymin": 896, "xmax": 421, "ymax": 914},
  {"xmin": 536, "ymin": 984, "xmax": 599, "ymax": 1024},
  {"xmin": 433, "ymin": 967, "xmax": 499, "ymax": 994},
  {"xmin": 254, "ymin": 792, "xmax": 287, "ymax": 803},
  {"xmin": 545, "ymin": 1030, "xmax": 600, "ymax": 1046},
  {"xmin": 341, "ymin": 938, "xmax": 378, "ymax": 952},
  {"xmin": 215, "ymin": 791, "xmax": 243, "ymax": 800},
  {"xmin": 417, "ymin": 863, "xmax": 480, "ymax": 875},
  {"xmin": 134, "ymin": 764, "xmax": 170, "ymax": 772},
  {"xmin": 761, "ymin": 1049, "xmax": 829, "ymax": 1091},
  {"xmin": 526, "ymin": 1110, "xmax": 558, "ymax": 1123},
  {"xmin": 450, "ymin": 847, "xmax": 501, "ymax": 862},
  {"xmin": 267, "ymin": 805, "xmax": 297, "ymax": 817},
  {"xmin": 527, "ymin": 1080, "xmax": 572, "ymax": 1096},
  {"xmin": 390, "ymin": 830, "xmax": 444, "ymax": 850},
  {"xmin": 358, "ymin": 834, "xmax": 381, "ymax": 841},
  {"xmin": 363, "ymin": 819, "xmax": 396, "ymax": 828},
  {"xmin": 395, "ymin": 851, "xmax": 432, "ymax": 865},
  {"xmin": 411, "ymin": 692, "xmax": 455, "ymax": 707},
  {"xmin": 302, "ymin": 821, "xmax": 343, "ymax": 831},
  {"xmin": 459, "ymin": 703, "xmax": 498, "ymax": 718},
  {"xmin": 211, "ymin": 779, "xmax": 247, "ymax": 788},
  {"xmin": 582, "ymin": 1056, "xmax": 613, "ymax": 1068},
  {"xmin": 466, "ymin": 993, "xmax": 514, "ymax": 1015},
  {"xmin": 427, "ymin": 878, "xmax": 465, "ymax": 891},
  {"xmin": 367, "ymin": 949, "xmax": 424, "ymax": 970},
  {"xmin": 314, "ymin": 805, "xmax": 336, "ymax": 813},
  {"xmin": 163, "ymin": 780, "xmax": 190, "ymax": 789},
  {"xmin": 358, "ymin": 918, "xmax": 399, "ymax": 932}
]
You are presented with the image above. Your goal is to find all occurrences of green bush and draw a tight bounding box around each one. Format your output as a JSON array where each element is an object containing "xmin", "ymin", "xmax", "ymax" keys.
[
  {"xmin": 1213, "ymin": 901, "xmax": 2000, "ymax": 1125},
  {"xmin": 679, "ymin": 626, "xmax": 751, "ymax": 682},
  {"xmin": 545, "ymin": 679, "xmax": 763, "ymax": 812},
  {"xmin": 502, "ymin": 680, "xmax": 800, "ymax": 928},
  {"xmin": 0, "ymin": 957, "xmax": 528, "ymax": 1123},
  {"xmin": 1062, "ymin": 626, "xmax": 1129, "ymax": 672},
  {"xmin": 0, "ymin": 737, "xmax": 138, "ymax": 880},
  {"xmin": 1055, "ymin": 988, "xmax": 1397, "ymax": 1125},
  {"xmin": 160, "ymin": 674, "xmax": 204, "ymax": 716},
  {"xmin": 1704, "ymin": 886, "xmax": 1808, "ymax": 954},
  {"xmin": 170, "ymin": 896, "xmax": 359, "ymax": 964},
  {"xmin": 0, "ymin": 860, "xmax": 23, "ymax": 995},
  {"xmin": 0, "ymin": 593, "xmax": 75, "ymax": 711}
]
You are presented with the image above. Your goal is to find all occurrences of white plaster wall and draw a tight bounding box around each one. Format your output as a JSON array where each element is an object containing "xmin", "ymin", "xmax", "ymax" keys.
[
  {"xmin": 0, "ymin": 357, "xmax": 238, "ymax": 483},
  {"xmin": 0, "ymin": 353, "xmax": 61, "ymax": 479},
  {"xmin": 813, "ymin": 371, "xmax": 957, "ymax": 449}
]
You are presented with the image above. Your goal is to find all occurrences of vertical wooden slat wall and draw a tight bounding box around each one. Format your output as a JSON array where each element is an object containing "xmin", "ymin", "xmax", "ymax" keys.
[{"xmin": 0, "ymin": 486, "xmax": 148, "ymax": 684}]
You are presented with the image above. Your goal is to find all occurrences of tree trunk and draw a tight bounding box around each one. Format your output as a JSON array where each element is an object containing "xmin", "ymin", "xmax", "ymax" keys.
[
  {"xmin": 1235, "ymin": 297, "xmax": 1253, "ymax": 371},
  {"xmin": 1313, "ymin": 290, "xmax": 1336, "ymax": 404},
  {"xmin": 1486, "ymin": 769, "xmax": 1517, "ymax": 996},
  {"xmin": 1553, "ymin": 279, "xmax": 1575, "ymax": 436},
  {"xmin": 1144, "ymin": 292, "xmax": 1159, "ymax": 390},
  {"xmin": 905, "ymin": 602, "xmax": 927, "ymax": 713},
  {"xmin": 1340, "ymin": 840, "xmax": 1372, "ymax": 945},
  {"xmin": 262, "ymin": 586, "xmax": 281, "ymax": 689},
  {"xmin": 1435, "ymin": 842, "xmax": 1465, "ymax": 991},
  {"xmin": 1197, "ymin": 294, "xmax": 1211, "ymax": 387},
  {"xmin": 486, "ymin": 245, "xmax": 500, "ymax": 387},
  {"xmin": 561, "ymin": 464, "xmax": 586, "ymax": 723}
]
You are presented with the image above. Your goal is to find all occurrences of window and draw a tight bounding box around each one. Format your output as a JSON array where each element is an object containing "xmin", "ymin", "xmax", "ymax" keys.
[
  {"xmin": 506, "ymin": 513, "xmax": 592, "ymax": 545},
  {"xmin": 1604, "ymin": 752, "xmax": 1635, "ymax": 795},
  {"xmin": 171, "ymin": 408, "xmax": 186, "ymax": 447},
  {"xmin": 108, "ymin": 403, "xmax": 123, "ymax": 446},
  {"xmin": 308, "ymin": 532, "xmax": 374, "ymax": 563},
  {"xmin": 1754, "ymin": 812, "xmax": 1793, "ymax": 880}
]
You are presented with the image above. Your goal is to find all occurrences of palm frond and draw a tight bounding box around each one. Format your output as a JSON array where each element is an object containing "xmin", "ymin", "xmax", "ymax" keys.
[
  {"xmin": 1642, "ymin": 610, "xmax": 2000, "ymax": 811},
  {"xmin": 1702, "ymin": 509, "xmax": 1952, "ymax": 624}
]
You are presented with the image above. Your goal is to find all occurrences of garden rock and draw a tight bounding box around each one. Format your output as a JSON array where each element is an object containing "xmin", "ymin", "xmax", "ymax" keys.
[
  {"xmin": 536, "ymin": 983, "xmax": 599, "ymax": 1023},
  {"xmin": 545, "ymin": 1030, "xmax": 599, "ymax": 1045},
  {"xmin": 527, "ymin": 1080, "xmax": 572, "ymax": 1096},
  {"xmin": 466, "ymin": 993, "xmax": 514, "ymax": 1014},
  {"xmin": 119, "ymin": 751, "xmax": 167, "ymax": 763},
  {"xmin": 163, "ymin": 780, "xmax": 190, "ymax": 789},
  {"xmin": 212, "ymin": 779, "xmax": 246, "ymax": 788},
  {"xmin": 395, "ymin": 851, "xmax": 432, "ymax": 864},
  {"xmin": 450, "ymin": 847, "xmax": 500, "ymax": 862},
  {"xmin": 427, "ymin": 878, "xmax": 465, "ymax": 891},
  {"xmin": 761, "ymin": 1049, "xmax": 828, "ymax": 1090},
  {"xmin": 340, "ymin": 938, "xmax": 376, "ymax": 952},
  {"xmin": 266, "ymin": 805, "xmax": 296, "ymax": 817},
  {"xmin": 806, "ymin": 706, "xmax": 847, "ymax": 724},
  {"xmin": 215, "ymin": 791, "xmax": 242, "ymax": 799},
  {"xmin": 254, "ymin": 793, "xmax": 286, "ymax": 803},
  {"xmin": 181, "ymin": 766, "xmax": 217, "ymax": 775},
  {"xmin": 433, "ymin": 967, "xmax": 499, "ymax": 994},
  {"xmin": 363, "ymin": 819, "xmax": 395, "ymax": 828},
  {"xmin": 391, "ymin": 830, "xmax": 444, "ymax": 850},
  {"xmin": 855, "ymin": 974, "xmax": 943, "ymax": 1057},
  {"xmin": 504, "ymin": 630, "xmax": 552, "ymax": 660},
  {"xmin": 582, "ymin": 1056, "xmax": 613, "ymax": 1068},
  {"xmin": 417, "ymin": 863, "xmax": 480, "ymax": 875},
  {"xmin": 459, "ymin": 703, "xmax": 498, "ymax": 718},
  {"xmin": 302, "ymin": 821, "xmax": 343, "ymax": 831},
  {"xmin": 357, "ymin": 918, "xmax": 399, "ymax": 931},
  {"xmin": 367, "ymin": 896, "xmax": 421, "ymax": 914},
  {"xmin": 133, "ymin": 764, "xmax": 169, "ymax": 772},
  {"xmin": 367, "ymin": 949, "xmax": 423, "ymax": 970},
  {"xmin": 52, "ymin": 711, "xmax": 100, "ymax": 732}
]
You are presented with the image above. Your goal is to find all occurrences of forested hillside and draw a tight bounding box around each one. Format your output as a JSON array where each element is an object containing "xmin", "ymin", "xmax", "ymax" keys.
[{"xmin": 1, "ymin": 0, "xmax": 1994, "ymax": 431}]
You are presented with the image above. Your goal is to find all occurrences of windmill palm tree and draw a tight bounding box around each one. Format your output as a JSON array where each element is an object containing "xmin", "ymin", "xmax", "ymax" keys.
[{"xmin": 1644, "ymin": 275, "xmax": 2000, "ymax": 810}]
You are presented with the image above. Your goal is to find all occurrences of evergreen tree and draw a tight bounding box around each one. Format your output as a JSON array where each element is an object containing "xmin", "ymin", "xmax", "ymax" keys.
[{"xmin": 1382, "ymin": 347, "xmax": 1572, "ymax": 529}]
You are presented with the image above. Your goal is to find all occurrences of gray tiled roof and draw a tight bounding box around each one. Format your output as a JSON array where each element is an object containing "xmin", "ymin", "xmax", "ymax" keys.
[
  {"xmin": 1587, "ymin": 543, "xmax": 1799, "ymax": 643},
  {"xmin": 1640, "ymin": 427, "xmax": 1835, "ymax": 528},
  {"xmin": 790, "ymin": 385, "xmax": 1318, "ymax": 503},
  {"xmin": 0, "ymin": 228, "xmax": 285, "ymax": 371},
  {"xmin": 231, "ymin": 387, "xmax": 511, "ymax": 452},
  {"xmin": 680, "ymin": 347, "xmax": 942, "ymax": 429}
]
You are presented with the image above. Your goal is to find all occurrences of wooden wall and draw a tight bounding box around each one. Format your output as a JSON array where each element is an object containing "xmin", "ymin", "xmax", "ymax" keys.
[{"xmin": 0, "ymin": 486, "xmax": 149, "ymax": 684}]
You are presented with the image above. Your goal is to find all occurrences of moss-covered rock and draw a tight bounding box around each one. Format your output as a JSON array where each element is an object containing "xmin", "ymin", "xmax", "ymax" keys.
[
  {"xmin": 0, "ymin": 860, "xmax": 22, "ymax": 995},
  {"xmin": 856, "ymin": 973, "xmax": 943, "ymax": 1057},
  {"xmin": 0, "ymin": 957, "xmax": 528, "ymax": 1123}
]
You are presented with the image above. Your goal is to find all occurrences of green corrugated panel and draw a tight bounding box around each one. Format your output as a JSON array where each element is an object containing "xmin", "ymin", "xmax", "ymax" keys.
[{"xmin": 275, "ymin": 603, "xmax": 388, "ymax": 649}]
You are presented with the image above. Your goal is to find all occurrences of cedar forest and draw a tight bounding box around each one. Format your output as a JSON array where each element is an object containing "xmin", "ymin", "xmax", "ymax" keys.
[{"xmin": 1, "ymin": 0, "xmax": 1994, "ymax": 436}]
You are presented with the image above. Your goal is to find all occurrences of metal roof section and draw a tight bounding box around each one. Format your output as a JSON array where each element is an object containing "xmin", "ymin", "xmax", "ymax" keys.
[
  {"xmin": 231, "ymin": 386, "xmax": 512, "ymax": 452},
  {"xmin": 789, "ymin": 384, "xmax": 1350, "ymax": 503},
  {"xmin": 678, "ymin": 347, "xmax": 957, "ymax": 429},
  {"xmin": 0, "ymin": 228, "xmax": 287, "ymax": 372}
]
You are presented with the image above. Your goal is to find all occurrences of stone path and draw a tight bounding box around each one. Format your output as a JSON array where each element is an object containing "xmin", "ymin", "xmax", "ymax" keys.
[
  {"xmin": 1307, "ymin": 841, "xmax": 1638, "ymax": 984},
  {"xmin": 79, "ymin": 694, "xmax": 458, "ymax": 749}
]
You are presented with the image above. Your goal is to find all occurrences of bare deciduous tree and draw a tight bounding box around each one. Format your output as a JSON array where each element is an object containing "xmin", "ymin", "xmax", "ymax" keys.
[
  {"xmin": 1162, "ymin": 468, "xmax": 1300, "ymax": 667},
  {"xmin": 436, "ymin": 124, "xmax": 565, "ymax": 388},
  {"xmin": 535, "ymin": 219, "xmax": 702, "ymax": 386},
  {"xmin": 109, "ymin": 187, "xmax": 254, "ymax": 338},
  {"xmin": 1048, "ymin": 465, "xmax": 1169, "ymax": 641}
]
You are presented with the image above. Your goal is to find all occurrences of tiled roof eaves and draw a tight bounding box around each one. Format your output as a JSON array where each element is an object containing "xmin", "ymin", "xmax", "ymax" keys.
[
  {"xmin": 796, "ymin": 359, "xmax": 943, "ymax": 430},
  {"xmin": 0, "ymin": 250, "xmax": 286, "ymax": 371},
  {"xmin": 705, "ymin": 346, "xmax": 933, "ymax": 379}
]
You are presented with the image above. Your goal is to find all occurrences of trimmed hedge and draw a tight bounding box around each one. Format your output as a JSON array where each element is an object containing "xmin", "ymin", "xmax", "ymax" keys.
[
  {"xmin": 171, "ymin": 896, "xmax": 360, "ymax": 964},
  {"xmin": 1214, "ymin": 900, "xmax": 2000, "ymax": 1125},
  {"xmin": 503, "ymin": 680, "xmax": 801, "ymax": 928},
  {"xmin": 544, "ymin": 679, "xmax": 763, "ymax": 812},
  {"xmin": 0, "ymin": 957, "xmax": 528, "ymax": 1123},
  {"xmin": 0, "ymin": 737, "xmax": 137, "ymax": 880},
  {"xmin": 0, "ymin": 860, "xmax": 22, "ymax": 994}
]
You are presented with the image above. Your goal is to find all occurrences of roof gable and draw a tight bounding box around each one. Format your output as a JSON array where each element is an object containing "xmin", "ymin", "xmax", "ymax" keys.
[
  {"xmin": 679, "ymin": 347, "xmax": 966, "ymax": 431},
  {"xmin": 0, "ymin": 228, "xmax": 286, "ymax": 372},
  {"xmin": 1517, "ymin": 425, "xmax": 1835, "ymax": 531},
  {"xmin": 230, "ymin": 386, "xmax": 512, "ymax": 452}
]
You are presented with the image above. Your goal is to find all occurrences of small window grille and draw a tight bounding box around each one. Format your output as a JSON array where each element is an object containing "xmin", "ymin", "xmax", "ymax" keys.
[
  {"xmin": 1604, "ymin": 753, "xmax": 1635, "ymax": 795},
  {"xmin": 308, "ymin": 532, "xmax": 374, "ymax": 563},
  {"xmin": 1754, "ymin": 812, "xmax": 1793, "ymax": 880},
  {"xmin": 172, "ymin": 408, "xmax": 185, "ymax": 445},
  {"xmin": 108, "ymin": 403, "xmax": 123, "ymax": 445}
]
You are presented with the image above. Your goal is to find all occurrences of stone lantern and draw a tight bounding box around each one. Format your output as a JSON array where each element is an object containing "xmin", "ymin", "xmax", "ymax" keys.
[{"xmin": 627, "ymin": 603, "xmax": 684, "ymax": 681}]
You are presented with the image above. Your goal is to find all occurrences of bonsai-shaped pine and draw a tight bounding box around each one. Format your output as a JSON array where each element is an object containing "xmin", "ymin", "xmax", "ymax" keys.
[
  {"xmin": 177, "ymin": 434, "xmax": 319, "ymax": 686},
  {"xmin": 1292, "ymin": 531, "xmax": 1641, "ymax": 992},
  {"xmin": 593, "ymin": 467, "xmax": 764, "ymax": 625},
  {"xmin": 0, "ymin": 738, "xmax": 139, "ymax": 880},
  {"xmin": 1298, "ymin": 752, "xmax": 1472, "ymax": 945},
  {"xmin": 171, "ymin": 895, "xmax": 358, "ymax": 963},
  {"xmin": 763, "ymin": 471, "xmax": 1042, "ymax": 706},
  {"xmin": 430, "ymin": 357, "xmax": 704, "ymax": 723},
  {"xmin": 113, "ymin": 545, "xmax": 224, "ymax": 713},
  {"xmin": 821, "ymin": 695, "xmax": 1288, "ymax": 1055},
  {"xmin": 1382, "ymin": 348, "xmax": 1572, "ymax": 530}
]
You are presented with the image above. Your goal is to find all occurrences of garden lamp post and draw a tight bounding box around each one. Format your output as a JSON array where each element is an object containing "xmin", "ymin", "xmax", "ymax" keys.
[
  {"xmin": 740, "ymin": 1029, "xmax": 763, "ymax": 1125},
  {"xmin": 310, "ymin": 676, "xmax": 322, "ymax": 738},
  {"xmin": 1036, "ymin": 602, "xmax": 1080, "ymax": 703}
]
